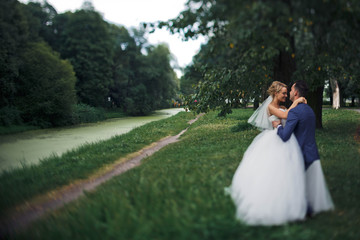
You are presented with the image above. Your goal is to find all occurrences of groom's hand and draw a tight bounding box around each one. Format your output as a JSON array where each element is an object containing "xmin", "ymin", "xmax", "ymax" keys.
[{"xmin": 272, "ymin": 120, "xmax": 281, "ymax": 128}]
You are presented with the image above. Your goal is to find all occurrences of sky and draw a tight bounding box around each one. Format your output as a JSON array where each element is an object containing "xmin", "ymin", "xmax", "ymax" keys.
[{"xmin": 19, "ymin": 0, "xmax": 207, "ymax": 77}]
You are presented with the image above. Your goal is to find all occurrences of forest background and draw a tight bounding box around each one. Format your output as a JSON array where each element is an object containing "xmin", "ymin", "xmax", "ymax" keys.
[{"xmin": 1, "ymin": 0, "xmax": 182, "ymax": 129}]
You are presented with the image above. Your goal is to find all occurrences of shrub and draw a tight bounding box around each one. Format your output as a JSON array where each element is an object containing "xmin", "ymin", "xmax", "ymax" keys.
[
  {"xmin": 70, "ymin": 104, "xmax": 105, "ymax": 124},
  {"xmin": 0, "ymin": 106, "xmax": 23, "ymax": 126},
  {"xmin": 16, "ymin": 42, "xmax": 77, "ymax": 127}
]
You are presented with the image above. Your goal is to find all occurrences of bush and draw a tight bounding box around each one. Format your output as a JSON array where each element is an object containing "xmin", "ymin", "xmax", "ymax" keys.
[
  {"xmin": 0, "ymin": 106, "xmax": 23, "ymax": 126},
  {"xmin": 16, "ymin": 42, "xmax": 77, "ymax": 127},
  {"xmin": 70, "ymin": 104, "xmax": 105, "ymax": 124}
]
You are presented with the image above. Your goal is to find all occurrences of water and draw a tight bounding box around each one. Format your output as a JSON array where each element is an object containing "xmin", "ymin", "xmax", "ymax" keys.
[{"xmin": 0, "ymin": 108, "xmax": 184, "ymax": 172}]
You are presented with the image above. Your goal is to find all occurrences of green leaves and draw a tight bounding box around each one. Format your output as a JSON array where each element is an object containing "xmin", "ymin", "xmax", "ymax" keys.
[
  {"xmin": 170, "ymin": 0, "xmax": 360, "ymax": 118},
  {"xmin": 1, "ymin": 1, "xmax": 181, "ymax": 128},
  {"xmin": 55, "ymin": 10, "xmax": 113, "ymax": 107},
  {"xmin": 16, "ymin": 41, "xmax": 77, "ymax": 127}
]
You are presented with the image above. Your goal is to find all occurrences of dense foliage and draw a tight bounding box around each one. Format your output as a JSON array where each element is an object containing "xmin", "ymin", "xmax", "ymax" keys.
[
  {"xmin": 16, "ymin": 41, "xmax": 76, "ymax": 127},
  {"xmin": 0, "ymin": 0, "xmax": 180, "ymax": 127},
  {"xmin": 158, "ymin": 0, "xmax": 360, "ymax": 127}
]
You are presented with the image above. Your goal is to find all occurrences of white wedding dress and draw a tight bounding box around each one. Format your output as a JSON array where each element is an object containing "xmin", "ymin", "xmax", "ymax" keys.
[{"xmin": 226, "ymin": 97, "xmax": 307, "ymax": 225}]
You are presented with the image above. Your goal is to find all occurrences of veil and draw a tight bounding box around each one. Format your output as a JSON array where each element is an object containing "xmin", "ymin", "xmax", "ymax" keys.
[{"xmin": 247, "ymin": 96, "xmax": 273, "ymax": 130}]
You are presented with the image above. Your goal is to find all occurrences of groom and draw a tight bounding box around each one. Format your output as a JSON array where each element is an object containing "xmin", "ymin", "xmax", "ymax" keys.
[
  {"xmin": 272, "ymin": 80, "xmax": 334, "ymax": 216},
  {"xmin": 272, "ymin": 80, "xmax": 319, "ymax": 169}
]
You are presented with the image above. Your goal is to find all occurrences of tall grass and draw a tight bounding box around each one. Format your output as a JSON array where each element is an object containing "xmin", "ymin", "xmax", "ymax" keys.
[
  {"xmin": 0, "ymin": 112, "xmax": 195, "ymax": 215},
  {"xmin": 10, "ymin": 109, "xmax": 360, "ymax": 240}
]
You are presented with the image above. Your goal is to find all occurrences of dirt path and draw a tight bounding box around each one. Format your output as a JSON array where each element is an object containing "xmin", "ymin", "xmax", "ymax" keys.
[{"xmin": 0, "ymin": 114, "xmax": 204, "ymax": 237}]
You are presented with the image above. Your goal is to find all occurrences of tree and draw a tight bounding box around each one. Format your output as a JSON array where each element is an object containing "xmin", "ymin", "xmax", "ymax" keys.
[
  {"xmin": 108, "ymin": 25, "xmax": 152, "ymax": 115},
  {"xmin": 145, "ymin": 43, "xmax": 178, "ymax": 109},
  {"xmin": 290, "ymin": 0, "xmax": 360, "ymax": 125},
  {"xmin": 52, "ymin": 8, "xmax": 113, "ymax": 107},
  {"xmin": 16, "ymin": 41, "xmax": 76, "ymax": 127},
  {"xmin": 107, "ymin": 23, "xmax": 139, "ymax": 111},
  {"xmin": 157, "ymin": 0, "xmax": 360, "ymax": 127},
  {"xmin": 108, "ymin": 24, "xmax": 179, "ymax": 115},
  {"xmin": 0, "ymin": 0, "xmax": 29, "ymax": 109},
  {"xmin": 180, "ymin": 54, "xmax": 203, "ymax": 96},
  {"xmin": 157, "ymin": 0, "xmax": 299, "ymax": 115},
  {"xmin": 0, "ymin": 0, "xmax": 78, "ymax": 127},
  {"xmin": 22, "ymin": 1, "xmax": 58, "ymax": 45}
]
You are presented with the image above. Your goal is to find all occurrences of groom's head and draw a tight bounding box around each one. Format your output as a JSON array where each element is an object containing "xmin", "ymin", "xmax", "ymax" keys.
[{"xmin": 290, "ymin": 80, "xmax": 309, "ymax": 102}]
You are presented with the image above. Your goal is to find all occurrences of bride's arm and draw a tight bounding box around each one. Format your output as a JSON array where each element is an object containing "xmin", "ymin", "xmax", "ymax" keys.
[
  {"xmin": 288, "ymin": 97, "xmax": 307, "ymax": 111},
  {"xmin": 268, "ymin": 97, "xmax": 306, "ymax": 119}
]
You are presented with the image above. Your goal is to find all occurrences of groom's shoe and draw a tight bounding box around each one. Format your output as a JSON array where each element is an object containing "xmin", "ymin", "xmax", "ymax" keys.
[{"xmin": 306, "ymin": 206, "xmax": 314, "ymax": 219}]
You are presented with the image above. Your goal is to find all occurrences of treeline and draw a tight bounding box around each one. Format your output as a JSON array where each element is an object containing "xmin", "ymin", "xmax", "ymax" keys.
[{"xmin": 0, "ymin": 0, "xmax": 180, "ymax": 128}]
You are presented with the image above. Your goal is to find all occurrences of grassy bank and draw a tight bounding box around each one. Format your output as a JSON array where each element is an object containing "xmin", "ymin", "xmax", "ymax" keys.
[
  {"xmin": 0, "ymin": 125, "xmax": 40, "ymax": 135},
  {"xmin": 10, "ymin": 109, "xmax": 360, "ymax": 240},
  {"xmin": 0, "ymin": 107, "xmax": 127, "ymax": 136},
  {"xmin": 0, "ymin": 111, "xmax": 195, "ymax": 215}
]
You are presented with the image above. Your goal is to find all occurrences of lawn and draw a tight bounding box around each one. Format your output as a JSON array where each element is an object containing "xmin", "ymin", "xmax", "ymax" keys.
[
  {"xmin": 7, "ymin": 109, "xmax": 360, "ymax": 239},
  {"xmin": 0, "ymin": 112, "xmax": 195, "ymax": 215}
]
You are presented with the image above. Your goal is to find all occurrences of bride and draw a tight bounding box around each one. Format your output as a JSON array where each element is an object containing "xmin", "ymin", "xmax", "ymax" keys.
[{"xmin": 225, "ymin": 81, "xmax": 308, "ymax": 226}]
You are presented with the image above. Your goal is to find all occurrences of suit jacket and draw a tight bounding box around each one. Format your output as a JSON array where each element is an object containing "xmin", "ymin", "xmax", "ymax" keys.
[{"xmin": 277, "ymin": 103, "xmax": 320, "ymax": 169}]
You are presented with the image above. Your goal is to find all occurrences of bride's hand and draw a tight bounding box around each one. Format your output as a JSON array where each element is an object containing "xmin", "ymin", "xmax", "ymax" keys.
[
  {"xmin": 301, "ymin": 97, "xmax": 307, "ymax": 104},
  {"xmin": 296, "ymin": 97, "xmax": 307, "ymax": 104}
]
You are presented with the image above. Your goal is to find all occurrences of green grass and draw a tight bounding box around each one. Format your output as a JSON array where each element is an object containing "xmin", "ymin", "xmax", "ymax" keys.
[
  {"xmin": 0, "ymin": 112, "xmax": 195, "ymax": 215},
  {"xmin": 8, "ymin": 109, "xmax": 360, "ymax": 239}
]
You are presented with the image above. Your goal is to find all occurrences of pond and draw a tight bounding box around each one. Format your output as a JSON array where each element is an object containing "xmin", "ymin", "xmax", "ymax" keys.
[{"xmin": 0, "ymin": 108, "xmax": 184, "ymax": 172}]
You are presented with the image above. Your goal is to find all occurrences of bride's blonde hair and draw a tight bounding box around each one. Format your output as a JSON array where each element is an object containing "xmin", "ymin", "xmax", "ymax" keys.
[{"xmin": 267, "ymin": 81, "xmax": 287, "ymax": 97}]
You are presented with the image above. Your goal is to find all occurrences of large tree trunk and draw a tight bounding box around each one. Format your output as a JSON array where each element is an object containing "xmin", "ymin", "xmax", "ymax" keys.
[
  {"xmin": 273, "ymin": 51, "xmax": 296, "ymax": 87},
  {"xmin": 273, "ymin": 50, "xmax": 296, "ymax": 107},
  {"xmin": 253, "ymin": 99, "xmax": 259, "ymax": 109},
  {"xmin": 307, "ymin": 86, "xmax": 324, "ymax": 129},
  {"xmin": 273, "ymin": 34, "xmax": 324, "ymax": 128},
  {"xmin": 276, "ymin": 0, "xmax": 296, "ymax": 87}
]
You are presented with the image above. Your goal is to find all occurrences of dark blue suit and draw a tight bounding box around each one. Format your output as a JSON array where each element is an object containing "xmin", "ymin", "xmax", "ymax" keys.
[{"xmin": 277, "ymin": 103, "xmax": 320, "ymax": 169}]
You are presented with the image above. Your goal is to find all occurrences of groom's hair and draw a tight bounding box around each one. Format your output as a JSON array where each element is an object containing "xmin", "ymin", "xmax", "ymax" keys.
[{"xmin": 294, "ymin": 80, "xmax": 309, "ymax": 97}]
